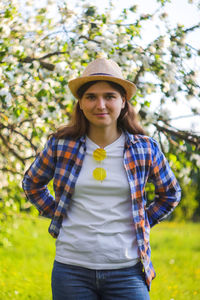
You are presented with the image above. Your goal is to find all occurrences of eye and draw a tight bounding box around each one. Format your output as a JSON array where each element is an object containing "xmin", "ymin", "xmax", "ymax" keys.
[
  {"xmin": 105, "ymin": 94, "xmax": 116, "ymax": 100},
  {"xmin": 85, "ymin": 94, "xmax": 96, "ymax": 101}
]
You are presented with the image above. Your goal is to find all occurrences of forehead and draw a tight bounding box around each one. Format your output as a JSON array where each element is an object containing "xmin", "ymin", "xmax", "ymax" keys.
[{"xmin": 84, "ymin": 81, "xmax": 120, "ymax": 94}]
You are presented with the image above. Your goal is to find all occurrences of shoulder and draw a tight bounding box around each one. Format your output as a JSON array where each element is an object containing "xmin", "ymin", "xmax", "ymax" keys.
[
  {"xmin": 125, "ymin": 132, "xmax": 159, "ymax": 150},
  {"xmin": 125, "ymin": 133, "xmax": 165, "ymax": 166},
  {"xmin": 46, "ymin": 135, "xmax": 85, "ymax": 153}
]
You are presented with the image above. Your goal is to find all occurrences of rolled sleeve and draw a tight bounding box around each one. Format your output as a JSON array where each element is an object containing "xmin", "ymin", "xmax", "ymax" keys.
[
  {"xmin": 147, "ymin": 139, "xmax": 181, "ymax": 227},
  {"xmin": 22, "ymin": 137, "xmax": 56, "ymax": 218}
]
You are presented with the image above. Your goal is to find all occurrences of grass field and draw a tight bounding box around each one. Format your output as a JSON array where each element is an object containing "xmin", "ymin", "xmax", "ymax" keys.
[{"xmin": 0, "ymin": 214, "xmax": 199, "ymax": 299}]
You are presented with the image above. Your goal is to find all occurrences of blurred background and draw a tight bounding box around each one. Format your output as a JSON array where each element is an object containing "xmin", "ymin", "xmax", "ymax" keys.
[{"xmin": 0, "ymin": 0, "xmax": 200, "ymax": 299}]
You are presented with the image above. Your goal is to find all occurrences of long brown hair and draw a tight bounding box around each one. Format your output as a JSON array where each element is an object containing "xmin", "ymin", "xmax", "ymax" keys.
[{"xmin": 51, "ymin": 81, "xmax": 145, "ymax": 139}]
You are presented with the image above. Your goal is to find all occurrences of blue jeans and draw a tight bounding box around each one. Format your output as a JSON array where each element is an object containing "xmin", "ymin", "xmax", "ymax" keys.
[{"xmin": 51, "ymin": 260, "xmax": 150, "ymax": 300}]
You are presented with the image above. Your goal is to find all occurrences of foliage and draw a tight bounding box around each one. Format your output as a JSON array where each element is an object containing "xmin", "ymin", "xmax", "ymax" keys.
[
  {"xmin": 171, "ymin": 182, "xmax": 199, "ymax": 221},
  {"xmin": 0, "ymin": 215, "xmax": 200, "ymax": 299},
  {"xmin": 0, "ymin": 0, "xmax": 200, "ymax": 219}
]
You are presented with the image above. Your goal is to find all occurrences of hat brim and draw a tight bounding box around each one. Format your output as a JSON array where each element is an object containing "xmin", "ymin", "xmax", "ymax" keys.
[{"xmin": 68, "ymin": 75, "xmax": 137, "ymax": 101}]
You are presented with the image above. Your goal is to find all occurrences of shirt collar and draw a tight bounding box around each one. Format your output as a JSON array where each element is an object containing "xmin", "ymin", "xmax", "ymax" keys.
[
  {"xmin": 124, "ymin": 130, "xmax": 140, "ymax": 148},
  {"xmin": 80, "ymin": 131, "xmax": 139, "ymax": 148},
  {"xmin": 80, "ymin": 135, "xmax": 86, "ymax": 144}
]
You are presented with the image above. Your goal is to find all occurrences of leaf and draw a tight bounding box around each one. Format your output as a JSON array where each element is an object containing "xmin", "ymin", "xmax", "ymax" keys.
[
  {"xmin": 48, "ymin": 106, "xmax": 56, "ymax": 112},
  {"xmin": 85, "ymin": 7, "xmax": 96, "ymax": 17}
]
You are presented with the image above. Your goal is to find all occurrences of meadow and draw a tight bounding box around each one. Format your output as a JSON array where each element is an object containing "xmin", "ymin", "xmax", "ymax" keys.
[{"xmin": 0, "ymin": 214, "xmax": 199, "ymax": 300}]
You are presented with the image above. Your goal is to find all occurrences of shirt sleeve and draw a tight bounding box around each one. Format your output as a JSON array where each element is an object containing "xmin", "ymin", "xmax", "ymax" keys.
[
  {"xmin": 147, "ymin": 139, "xmax": 181, "ymax": 227},
  {"xmin": 22, "ymin": 137, "xmax": 56, "ymax": 218}
]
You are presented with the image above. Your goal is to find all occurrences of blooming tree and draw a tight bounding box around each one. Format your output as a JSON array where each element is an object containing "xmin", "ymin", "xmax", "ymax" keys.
[{"xmin": 0, "ymin": 0, "xmax": 200, "ymax": 218}]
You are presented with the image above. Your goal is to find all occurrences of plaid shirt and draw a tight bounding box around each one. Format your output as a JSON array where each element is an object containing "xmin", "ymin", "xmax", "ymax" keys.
[{"xmin": 22, "ymin": 131, "xmax": 181, "ymax": 289}]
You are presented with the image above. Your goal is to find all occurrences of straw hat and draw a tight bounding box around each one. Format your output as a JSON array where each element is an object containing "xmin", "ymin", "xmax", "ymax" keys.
[{"xmin": 68, "ymin": 58, "xmax": 136, "ymax": 100}]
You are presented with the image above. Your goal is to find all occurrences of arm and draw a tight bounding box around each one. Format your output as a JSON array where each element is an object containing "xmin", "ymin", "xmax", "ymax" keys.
[
  {"xmin": 22, "ymin": 137, "xmax": 56, "ymax": 218},
  {"xmin": 147, "ymin": 139, "xmax": 181, "ymax": 227}
]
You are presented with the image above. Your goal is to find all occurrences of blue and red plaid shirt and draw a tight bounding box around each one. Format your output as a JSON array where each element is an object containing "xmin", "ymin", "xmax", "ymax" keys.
[{"xmin": 22, "ymin": 131, "xmax": 181, "ymax": 289}]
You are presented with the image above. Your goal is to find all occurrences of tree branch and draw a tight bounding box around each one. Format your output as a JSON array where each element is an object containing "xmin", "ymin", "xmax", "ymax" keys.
[
  {"xmin": 184, "ymin": 24, "xmax": 200, "ymax": 33},
  {"xmin": 0, "ymin": 167, "xmax": 22, "ymax": 175},
  {"xmin": 0, "ymin": 133, "xmax": 25, "ymax": 164},
  {"xmin": 20, "ymin": 51, "xmax": 69, "ymax": 70},
  {"xmin": 153, "ymin": 123, "xmax": 200, "ymax": 149},
  {"xmin": 134, "ymin": 65, "xmax": 145, "ymax": 85},
  {"xmin": 21, "ymin": 51, "xmax": 67, "ymax": 63},
  {"xmin": 167, "ymin": 114, "xmax": 200, "ymax": 121},
  {"xmin": 0, "ymin": 122, "xmax": 37, "ymax": 152}
]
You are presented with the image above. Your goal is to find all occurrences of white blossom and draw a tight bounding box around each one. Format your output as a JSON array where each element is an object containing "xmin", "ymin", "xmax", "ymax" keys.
[
  {"xmin": 80, "ymin": 24, "xmax": 90, "ymax": 36},
  {"xmin": 159, "ymin": 107, "xmax": 170, "ymax": 119},
  {"xmin": 170, "ymin": 45, "xmax": 180, "ymax": 55},
  {"xmin": 160, "ymin": 36, "xmax": 170, "ymax": 49},
  {"xmin": 0, "ymin": 87, "xmax": 9, "ymax": 96},
  {"xmin": 158, "ymin": 69, "xmax": 165, "ymax": 76},
  {"xmin": 179, "ymin": 167, "xmax": 191, "ymax": 184},
  {"xmin": 190, "ymin": 71, "xmax": 199, "ymax": 81},
  {"xmin": 191, "ymin": 154, "xmax": 200, "ymax": 167},
  {"xmin": 103, "ymin": 31, "xmax": 115, "ymax": 40},
  {"xmin": 82, "ymin": 2, "xmax": 93, "ymax": 9},
  {"xmin": 41, "ymin": 96, "xmax": 48, "ymax": 103},
  {"xmin": 55, "ymin": 61, "xmax": 67, "ymax": 73},
  {"xmin": 3, "ymin": 55, "xmax": 18, "ymax": 64},
  {"xmin": 118, "ymin": 55, "xmax": 128, "ymax": 65},
  {"xmin": 102, "ymin": 38, "xmax": 114, "ymax": 48},
  {"xmin": 166, "ymin": 63, "xmax": 177, "ymax": 82},
  {"xmin": 96, "ymin": 52, "xmax": 108, "ymax": 59},
  {"xmin": 86, "ymin": 41, "xmax": 98, "ymax": 51},
  {"xmin": 186, "ymin": 94, "xmax": 193, "ymax": 100},
  {"xmin": 33, "ymin": 61, "xmax": 40, "ymax": 69},
  {"xmin": 5, "ymin": 93, "xmax": 12, "ymax": 107},
  {"xmin": 194, "ymin": 106, "xmax": 200, "ymax": 114},
  {"xmin": 132, "ymin": 54, "xmax": 139, "ymax": 61},
  {"xmin": 118, "ymin": 26, "xmax": 126, "ymax": 34},
  {"xmin": 2, "ymin": 24, "xmax": 11, "ymax": 36},
  {"xmin": 179, "ymin": 33, "xmax": 186, "ymax": 45},
  {"xmin": 14, "ymin": 86, "xmax": 21, "ymax": 95},
  {"xmin": 163, "ymin": 82, "xmax": 170, "ymax": 93},
  {"xmin": 141, "ymin": 55, "xmax": 151, "ymax": 69},
  {"xmin": 71, "ymin": 48, "xmax": 84, "ymax": 59},
  {"xmin": 145, "ymin": 111, "xmax": 157, "ymax": 123},
  {"xmin": 9, "ymin": 45, "xmax": 24, "ymax": 53},
  {"xmin": 41, "ymin": 82, "xmax": 49, "ymax": 90},
  {"xmin": 149, "ymin": 46, "xmax": 156, "ymax": 54},
  {"xmin": 46, "ymin": 78, "xmax": 60, "ymax": 88},
  {"xmin": 134, "ymin": 103, "xmax": 141, "ymax": 113},
  {"xmin": 100, "ymin": 24, "xmax": 108, "ymax": 34},
  {"xmin": 169, "ymin": 83, "xmax": 178, "ymax": 96},
  {"xmin": 94, "ymin": 36, "xmax": 104, "ymax": 43}
]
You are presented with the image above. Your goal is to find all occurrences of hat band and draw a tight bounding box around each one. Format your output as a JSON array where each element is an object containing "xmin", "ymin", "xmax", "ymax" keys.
[{"xmin": 89, "ymin": 73, "xmax": 113, "ymax": 76}]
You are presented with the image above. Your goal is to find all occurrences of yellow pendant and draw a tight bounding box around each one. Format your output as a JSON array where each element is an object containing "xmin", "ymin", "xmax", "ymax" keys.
[
  {"xmin": 93, "ymin": 148, "xmax": 106, "ymax": 161},
  {"xmin": 93, "ymin": 167, "xmax": 107, "ymax": 181}
]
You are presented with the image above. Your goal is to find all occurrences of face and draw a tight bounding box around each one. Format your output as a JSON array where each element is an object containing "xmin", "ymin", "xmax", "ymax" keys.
[{"xmin": 79, "ymin": 81, "xmax": 125, "ymax": 132}]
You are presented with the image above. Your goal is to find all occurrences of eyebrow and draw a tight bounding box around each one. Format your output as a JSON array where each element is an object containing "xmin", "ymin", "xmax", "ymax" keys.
[{"xmin": 84, "ymin": 92, "xmax": 118, "ymax": 96}]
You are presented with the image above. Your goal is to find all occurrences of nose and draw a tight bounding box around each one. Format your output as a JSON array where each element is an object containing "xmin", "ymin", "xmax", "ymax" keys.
[{"xmin": 96, "ymin": 97, "xmax": 106, "ymax": 110}]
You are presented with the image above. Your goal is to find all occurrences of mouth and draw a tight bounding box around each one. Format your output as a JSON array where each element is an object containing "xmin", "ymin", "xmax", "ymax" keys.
[{"xmin": 94, "ymin": 113, "xmax": 108, "ymax": 117}]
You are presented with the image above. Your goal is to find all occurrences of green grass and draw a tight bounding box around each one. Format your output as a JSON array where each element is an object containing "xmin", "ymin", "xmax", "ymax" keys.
[
  {"xmin": 150, "ymin": 222, "xmax": 200, "ymax": 300},
  {"xmin": 0, "ymin": 215, "xmax": 55, "ymax": 300},
  {"xmin": 0, "ymin": 215, "xmax": 199, "ymax": 299}
]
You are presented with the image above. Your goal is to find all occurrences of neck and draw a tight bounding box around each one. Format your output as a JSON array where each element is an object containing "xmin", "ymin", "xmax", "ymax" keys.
[{"xmin": 87, "ymin": 126, "xmax": 121, "ymax": 148}]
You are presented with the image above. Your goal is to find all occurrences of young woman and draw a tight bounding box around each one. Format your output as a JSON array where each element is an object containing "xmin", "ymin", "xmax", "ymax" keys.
[{"xmin": 22, "ymin": 58, "xmax": 181, "ymax": 300}]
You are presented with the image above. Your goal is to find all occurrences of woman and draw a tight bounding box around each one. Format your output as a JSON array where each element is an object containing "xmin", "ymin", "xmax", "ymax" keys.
[{"xmin": 22, "ymin": 58, "xmax": 181, "ymax": 300}]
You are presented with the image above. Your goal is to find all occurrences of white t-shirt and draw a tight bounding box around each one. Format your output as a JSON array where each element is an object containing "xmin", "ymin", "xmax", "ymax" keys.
[{"xmin": 55, "ymin": 133, "xmax": 139, "ymax": 269}]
